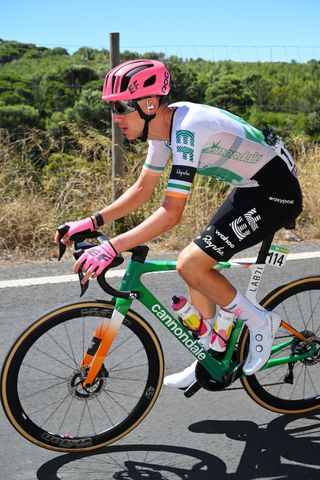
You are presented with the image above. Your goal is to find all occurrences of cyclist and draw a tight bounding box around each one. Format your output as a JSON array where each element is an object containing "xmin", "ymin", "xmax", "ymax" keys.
[{"xmin": 56, "ymin": 59, "xmax": 303, "ymax": 387}]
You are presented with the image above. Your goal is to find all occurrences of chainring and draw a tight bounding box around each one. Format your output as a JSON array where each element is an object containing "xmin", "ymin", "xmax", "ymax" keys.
[{"xmin": 195, "ymin": 350, "xmax": 233, "ymax": 391}]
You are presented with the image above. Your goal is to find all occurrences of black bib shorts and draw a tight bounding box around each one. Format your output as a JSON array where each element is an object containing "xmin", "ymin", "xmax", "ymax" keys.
[{"xmin": 194, "ymin": 157, "xmax": 303, "ymax": 262}]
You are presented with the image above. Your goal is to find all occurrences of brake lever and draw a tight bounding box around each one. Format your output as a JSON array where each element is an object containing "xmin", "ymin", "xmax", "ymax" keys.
[
  {"xmin": 57, "ymin": 225, "xmax": 104, "ymax": 261},
  {"xmin": 77, "ymin": 269, "xmax": 89, "ymax": 297},
  {"xmin": 73, "ymin": 248, "xmax": 89, "ymax": 297},
  {"xmin": 57, "ymin": 224, "xmax": 69, "ymax": 260}
]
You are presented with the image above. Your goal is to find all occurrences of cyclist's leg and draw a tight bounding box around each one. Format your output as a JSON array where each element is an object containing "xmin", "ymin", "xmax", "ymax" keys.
[
  {"xmin": 163, "ymin": 288, "xmax": 217, "ymax": 389},
  {"xmin": 165, "ymin": 183, "xmax": 302, "ymax": 387},
  {"xmin": 177, "ymin": 242, "xmax": 282, "ymax": 374},
  {"xmin": 165, "ymin": 194, "xmax": 240, "ymax": 389},
  {"xmin": 188, "ymin": 287, "xmax": 216, "ymax": 319},
  {"xmin": 163, "ymin": 255, "xmax": 235, "ymax": 388}
]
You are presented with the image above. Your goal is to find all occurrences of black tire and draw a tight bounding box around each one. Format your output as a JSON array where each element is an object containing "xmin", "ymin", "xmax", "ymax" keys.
[
  {"xmin": 1, "ymin": 301, "xmax": 164, "ymax": 452},
  {"xmin": 239, "ymin": 277, "xmax": 320, "ymax": 414}
]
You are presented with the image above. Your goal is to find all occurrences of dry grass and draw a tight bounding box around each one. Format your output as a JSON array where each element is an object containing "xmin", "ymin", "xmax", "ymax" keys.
[{"xmin": 0, "ymin": 127, "xmax": 319, "ymax": 262}]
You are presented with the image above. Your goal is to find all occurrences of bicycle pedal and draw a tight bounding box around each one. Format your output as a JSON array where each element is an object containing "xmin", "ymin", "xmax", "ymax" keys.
[{"xmin": 184, "ymin": 380, "xmax": 201, "ymax": 398}]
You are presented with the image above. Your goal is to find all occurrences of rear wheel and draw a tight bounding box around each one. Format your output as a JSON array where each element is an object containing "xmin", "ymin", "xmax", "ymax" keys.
[
  {"xmin": 239, "ymin": 277, "xmax": 320, "ymax": 414},
  {"xmin": 1, "ymin": 301, "xmax": 164, "ymax": 452}
]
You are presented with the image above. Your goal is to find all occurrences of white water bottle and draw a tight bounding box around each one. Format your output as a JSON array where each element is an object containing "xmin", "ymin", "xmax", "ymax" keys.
[
  {"xmin": 171, "ymin": 295, "xmax": 202, "ymax": 332},
  {"xmin": 171, "ymin": 295, "xmax": 213, "ymax": 349},
  {"xmin": 210, "ymin": 308, "xmax": 235, "ymax": 352}
]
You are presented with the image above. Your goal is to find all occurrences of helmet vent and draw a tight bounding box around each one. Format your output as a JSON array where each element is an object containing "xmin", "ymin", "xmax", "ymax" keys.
[
  {"xmin": 121, "ymin": 65, "xmax": 152, "ymax": 92},
  {"xmin": 143, "ymin": 75, "xmax": 156, "ymax": 87}
]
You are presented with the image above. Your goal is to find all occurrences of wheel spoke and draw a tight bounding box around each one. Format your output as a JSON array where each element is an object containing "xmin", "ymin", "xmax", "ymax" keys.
[
  {"xmin": 243, "ymin": 279, "xmax": 320, "ymax": 413},
  {"xmin": 102, "ymin": 390, "xmax": 131, "ymax": 414},
  {"xmin": 63, "ymin": 322, "xmax": 77, "ymax": 366},
  {"xmin": 3, "ymin": 303, "xmax": 163, "ymax": 450},
  {"xmin": 32, "ymin": 346, "xmax": 75, "ymax": 370},
  {"xmin": 19, "ymin": 379, "xmax": 67, "ymax": 400},
  {"xmin": 108, "ymin": 346, "xmax": 146, "ymax": 371},
  {"xmin": 41, "ymin": 393, "xmax": 71, "ymax": 427},
  {"xmin": 22, "ymin": 362, "xmax": 68, "ymax": 381},
  {"xmin": 47, "ymin": 331, "xmax": 79, "ymax": 367}
]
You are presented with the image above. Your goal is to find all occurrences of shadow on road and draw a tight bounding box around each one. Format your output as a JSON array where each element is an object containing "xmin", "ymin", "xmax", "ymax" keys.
[{"xmin": 37, "ymin": 414, "xmax": 320, "ymax": 480}]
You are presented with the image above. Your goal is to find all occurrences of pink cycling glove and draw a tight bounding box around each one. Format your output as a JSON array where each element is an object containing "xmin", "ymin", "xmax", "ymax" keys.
[
  {"xmin": 75, "ymin": 240, "xmax": 117, "ymax": 277},
  {"xmin": 60, "ymin": 217, "xmax": 95, "ymax": 242}
]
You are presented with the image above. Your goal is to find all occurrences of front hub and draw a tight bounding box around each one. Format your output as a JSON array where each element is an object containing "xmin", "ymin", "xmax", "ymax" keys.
[{"xmin": 68, "ymin": 365, "xmax": 109, "ymax": 400}]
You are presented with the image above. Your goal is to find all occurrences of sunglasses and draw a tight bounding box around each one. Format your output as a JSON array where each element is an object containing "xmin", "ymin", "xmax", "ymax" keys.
[{"xmin": 111, "ymin": 100, "xmax": 137, "ymax": 115}]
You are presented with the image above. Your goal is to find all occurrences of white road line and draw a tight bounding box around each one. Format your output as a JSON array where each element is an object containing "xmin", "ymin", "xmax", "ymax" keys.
[
  {"xmin": 0, "ymin": 269, "xmax": 127, "ymax": 289},
  {"xmin": 1, "ymin": 251, "xmax": 320, "ymax": 289}
]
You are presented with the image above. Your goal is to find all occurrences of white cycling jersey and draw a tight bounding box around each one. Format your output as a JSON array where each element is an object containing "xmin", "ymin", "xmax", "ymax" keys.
[{"xmin": 143, "ymin": 102, "xmax": 296, "ymax": 199}]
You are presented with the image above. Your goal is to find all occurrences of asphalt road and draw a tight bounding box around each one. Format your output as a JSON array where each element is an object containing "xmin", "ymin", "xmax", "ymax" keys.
[{"xmin": 0, "ymin": 242, "xmax": 320, "ymax": 479}]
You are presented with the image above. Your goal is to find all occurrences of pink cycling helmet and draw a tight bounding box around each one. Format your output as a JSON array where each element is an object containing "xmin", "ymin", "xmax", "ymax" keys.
[{"xmin": 102, "ymin": 59, "xmax": 170, "ymax": 101}]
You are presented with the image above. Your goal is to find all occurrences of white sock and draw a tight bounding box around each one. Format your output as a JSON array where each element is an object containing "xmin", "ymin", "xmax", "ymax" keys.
[
  {"xmin": 198, "ymin": 316, "xmax": 215, "ymax": 349},
  {"xmin": 223, "ymin": 291, "xmax": 267, "ymax": 331},
  {"xmin": 199, "ymin": 316, "xmax": 215, "ymax": 336}
]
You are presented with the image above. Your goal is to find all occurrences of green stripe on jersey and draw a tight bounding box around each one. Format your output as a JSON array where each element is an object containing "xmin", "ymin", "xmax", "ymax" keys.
[
  {"xmin": 167, "ymin": 182, "xmax": 191, "ymax": 191},
  {"xmin": 143, "ymin": 162, "xmax": 164, "ymax": 171}
]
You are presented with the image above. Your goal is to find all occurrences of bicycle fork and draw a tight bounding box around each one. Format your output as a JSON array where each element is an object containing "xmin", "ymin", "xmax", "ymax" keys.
[{"xmin": 80, "ymin": 306, "xmax": 127, "ymax": 388}]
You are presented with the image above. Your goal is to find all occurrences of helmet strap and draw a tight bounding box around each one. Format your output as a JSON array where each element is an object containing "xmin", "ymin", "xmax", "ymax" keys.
[{"xmin": 134, "ymin": 102, "xmax": 156, "ymax": 142}]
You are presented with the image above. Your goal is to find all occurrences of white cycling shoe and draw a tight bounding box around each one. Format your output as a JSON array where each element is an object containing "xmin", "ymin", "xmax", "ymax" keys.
[
  {"xmin": 163, "ymin": 319, "xmax": 213, "ymax": 389},
  {"xmin": 163, "ymin": 361, "xmax": 197, "ymax": 389},
  {"xmin": 243, "ymin": 311, "xmax": 282, "ymax": 376}
]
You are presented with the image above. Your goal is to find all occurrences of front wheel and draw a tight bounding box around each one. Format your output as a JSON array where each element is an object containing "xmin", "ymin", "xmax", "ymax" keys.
[
  {"xmin": 1, "ymin": 301, "xmax": 164, "ymax": 452},
  {"xmin": 239, "ymin": 277, "xmax": 320, "ymax": 414}
]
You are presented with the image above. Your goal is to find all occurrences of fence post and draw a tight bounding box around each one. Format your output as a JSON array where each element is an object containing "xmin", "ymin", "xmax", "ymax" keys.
[{"xmin": 110, "ymin": 32, "xmax": 123, "ymax": 201}]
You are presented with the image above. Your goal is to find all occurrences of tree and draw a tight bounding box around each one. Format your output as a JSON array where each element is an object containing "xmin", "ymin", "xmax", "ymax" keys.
[
  {"xmin": 73, "ymin": 85, "xmax": 110, "ymax": 131},
  {"xmin": 0, "ymin": 40, "xmax": 42, "ymax": 64},
  {"xmin": 72, "ymin": 47, "xmax": 99, "ymax": 62},
  {"xmin": 243, "ymin": 73, "xmax": 272, "ymax": 110},
  {"xmin": 39, "ymin": 80, "xmax": 75, "ymax": 113},
  {"xmin": 167, "ymin": 63, "xmax": 206, "ymax": 103},
  {"xmin": 204, "ymin": 75, "xmax": 253, "ymax": 116},
  {"xmin": 0, "ymin": 104, "xmax": 41, "ymax": 130},
  {"xmin": 305, "ymin": 112, "xmax": 320, "ymax": 139},
  {"xmin": 0, "ymin": 73, "xmax": 34, "ymax": 104}
]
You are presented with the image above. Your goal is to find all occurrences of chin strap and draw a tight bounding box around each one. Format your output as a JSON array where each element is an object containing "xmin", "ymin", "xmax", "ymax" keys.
[{"xmin": 135, "ymin": 102, "xmax": 156, "ymax": 142}]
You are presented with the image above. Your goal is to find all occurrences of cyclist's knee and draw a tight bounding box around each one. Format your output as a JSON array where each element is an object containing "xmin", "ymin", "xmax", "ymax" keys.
[
  {"xmin": 176, "ymin": 248, "xmax": 194, "ymax": 281},
  {"xmin": 177, "ymin": 243, "xmax": 216, "ymax": 282}
]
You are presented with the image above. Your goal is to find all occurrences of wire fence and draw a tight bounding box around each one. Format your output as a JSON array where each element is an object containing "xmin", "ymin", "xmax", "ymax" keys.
[{"xmin": 15, "ymin": 42, "xmax": 320, "ymax": 63}]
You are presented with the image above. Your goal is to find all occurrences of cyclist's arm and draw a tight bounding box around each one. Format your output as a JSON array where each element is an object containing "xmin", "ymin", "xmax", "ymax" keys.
[
  {"xmin": 111, "ymin": 194, "xmax": 187, "ymax": 253},
  {"xmin": 99, "ymin": 140, "xmax": 170, "ymax": 223},
  {"xmin": 98, "ymin": 169, "xmax": 161, "ymax": 223}
]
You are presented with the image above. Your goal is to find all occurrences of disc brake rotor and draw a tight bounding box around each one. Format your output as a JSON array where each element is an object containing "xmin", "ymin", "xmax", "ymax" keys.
[{"xmin": 68, "ymin": 365, "xmax": 108, "ymax": 400}]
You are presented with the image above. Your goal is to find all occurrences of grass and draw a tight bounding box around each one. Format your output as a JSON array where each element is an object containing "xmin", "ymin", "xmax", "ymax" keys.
[{"xmin": 0, "ymin": 127, "xmax": 319, "ymax": 263}]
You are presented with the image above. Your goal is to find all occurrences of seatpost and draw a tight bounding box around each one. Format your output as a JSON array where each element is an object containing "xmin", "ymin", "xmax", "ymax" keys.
[{"xmin": 256, "ymin": 233, "xmax": 274, "ymax": 264}]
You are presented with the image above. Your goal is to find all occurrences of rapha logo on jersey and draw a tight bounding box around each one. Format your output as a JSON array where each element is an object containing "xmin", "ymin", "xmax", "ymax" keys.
[
  {"xmin": 215, "ymin": 229, "xmax": 235, "ymax": 248},
  {"xmin": 170, "ymin": 165, "xmax": 197, "ymax": 182},
  {"xmin": 177, "ymin": 168, "xmax": 191, "ymax": 177},
  {"xmin": 202, "ymin": 235, "xmax": 225, "ymax": 255},
  {"xmin": 230, "ymin": 208, "xmax": 261, "ymax": 241}
]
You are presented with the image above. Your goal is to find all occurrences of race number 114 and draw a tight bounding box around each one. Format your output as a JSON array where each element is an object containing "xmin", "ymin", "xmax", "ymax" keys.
[{"xmin": 266, "ymin": 245, "xmax": 289, "ymax": 268}]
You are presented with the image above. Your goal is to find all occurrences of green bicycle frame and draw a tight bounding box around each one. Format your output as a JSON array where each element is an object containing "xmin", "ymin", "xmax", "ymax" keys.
[{"xmin": 110, "ymin": 256, "xmax": 315, "ymax": 383}]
